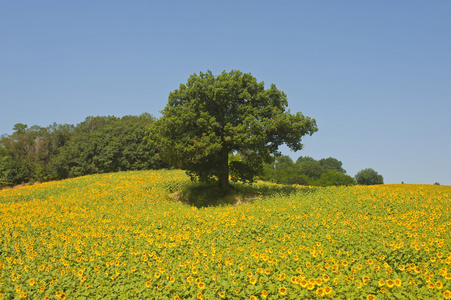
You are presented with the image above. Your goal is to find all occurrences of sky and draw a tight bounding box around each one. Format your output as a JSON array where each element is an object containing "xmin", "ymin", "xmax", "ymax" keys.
[{"xmin": 1, "ymin": 1, "xmax": 450, "ymax": 185}]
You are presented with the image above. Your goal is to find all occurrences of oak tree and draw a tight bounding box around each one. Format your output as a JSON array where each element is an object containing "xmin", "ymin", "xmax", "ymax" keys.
[{"xmin": 149, "ymin": 70, "xmax": 318, "ymax": 190}]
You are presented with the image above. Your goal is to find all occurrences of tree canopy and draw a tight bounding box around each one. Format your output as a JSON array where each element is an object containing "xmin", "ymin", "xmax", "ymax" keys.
[
  {"xmin": 355, "ymin": 168, "xmax": 384, "ymax": 185},
  {"xmin": 55, "ymin": 114, "xmax": 165, "ymax": 178},
  {"xmin": 148, "ymin": 70, "xmax": 318, "ymax": 190},
  {"xmin": 0, "ymin": 113, "xmax": 164, "ymax": 187}
]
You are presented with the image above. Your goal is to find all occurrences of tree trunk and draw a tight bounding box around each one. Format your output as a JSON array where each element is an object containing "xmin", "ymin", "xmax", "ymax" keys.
[{"xmin": 218, "ymin": 147, "xmax": 230, "ymax": 190}]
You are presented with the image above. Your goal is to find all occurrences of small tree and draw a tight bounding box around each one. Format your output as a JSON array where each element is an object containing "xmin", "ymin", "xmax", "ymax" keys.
[
  {"xmin": 149, "ymin": 70, "xmax": 318, "ymax": 190},
  {"xmin": 319, "ymin": 157, "xmax": 346, "ymax": 173},
  {"xmin": 355, "ymin": 168, "xmax": 384, "ymax": 185}
]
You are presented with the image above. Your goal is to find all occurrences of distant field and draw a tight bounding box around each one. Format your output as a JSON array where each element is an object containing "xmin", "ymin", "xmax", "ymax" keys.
[{"xmin": 0, "ymin": 170, "xmax": 450, "ymax": 299}]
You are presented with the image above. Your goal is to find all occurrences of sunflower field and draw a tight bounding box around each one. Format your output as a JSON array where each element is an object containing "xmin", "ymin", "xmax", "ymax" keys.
[{"xmin": 0, "ymin": 170, "xmax": 450, "ymax": 299}]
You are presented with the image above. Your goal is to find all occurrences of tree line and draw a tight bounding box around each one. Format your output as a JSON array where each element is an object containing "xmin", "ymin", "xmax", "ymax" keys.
[
  {"xmin": 258, "ymin": 155, "xmax": 357, "ymax": 186},
  {"xmin": 0, "ymin": 113, "xmax": 383, "ymax": 188},
  {"xmin": 0, "ymin": 113, "xmax": 166, "ymax": 187}
]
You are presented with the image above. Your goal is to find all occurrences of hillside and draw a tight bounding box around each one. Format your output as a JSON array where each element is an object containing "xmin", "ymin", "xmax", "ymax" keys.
[{"xmin": 1, "ymin": 170, "xmax": 450, "ymax": 299}]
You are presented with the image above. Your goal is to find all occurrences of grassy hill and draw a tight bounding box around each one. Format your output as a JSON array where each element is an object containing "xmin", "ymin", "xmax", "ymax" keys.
[{"xmin": 1, "ymin": 170, "xmax": 450, "ymax": 299}]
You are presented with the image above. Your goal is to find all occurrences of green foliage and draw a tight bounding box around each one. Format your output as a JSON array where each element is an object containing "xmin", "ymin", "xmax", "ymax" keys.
[
  {"xmin": 0, "ymin": 155, "xmax": 31, "ymax": 186},
  {"xmin": 0, "ymin": 123, "xmax": 71, "ymax": 185},
  {"xmin": 0, "ymin": 113, "xmax": 165, "ymax": 188},
  {"xmin": 228, "ymin": 152, "xmax": 262, "ymax": 183},
  {"xmin": 261, "ymin": 155, "xmax": 296, "ymax": 184},
  {"xmin": 55, "ymin": 113, "xmax": 166, "ymax": 178},
  {"xmin": 260, "ymin": 155, "xmax": 356, "ymax": 186},
  {"xmin": 297, "ymin": 160, "xmax": 324, "ymax": 180},
  {"xmin": 355, "ymin": 168, "xmax": 384, "ymax": 185},
  {"xmin": 148, "ymin": 70, "xmax": 318, "ymax": 189},
  {"xmin": 316, "ymin": 170, "xmax": 357, "ymax": 187},
  {"xmin": 319, "ymin": 157, "xmax": 346, "ymax": 173}
]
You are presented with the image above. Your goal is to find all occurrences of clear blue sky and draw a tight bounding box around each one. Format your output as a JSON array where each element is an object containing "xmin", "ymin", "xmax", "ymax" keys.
[{"xmin": 1, "ymin": 1, "xmax": 450, "ymax": 185}]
